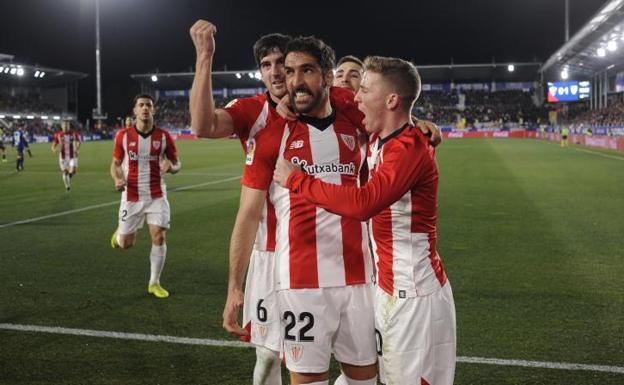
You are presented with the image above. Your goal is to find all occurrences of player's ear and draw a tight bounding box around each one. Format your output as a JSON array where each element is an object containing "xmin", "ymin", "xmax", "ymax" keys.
[
  {"xmin": 323, "ymin": 70, "xmax": 333, "ymax": 87},
  {"xmin": 386, "ymin": 92, "xmax": 400, "ymax": 111}
]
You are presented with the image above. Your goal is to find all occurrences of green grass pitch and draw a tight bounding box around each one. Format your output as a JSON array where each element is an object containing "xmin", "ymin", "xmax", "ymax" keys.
[{"xmin": 0, "ymin": 138, "xmax": 622, "ymax": 384}]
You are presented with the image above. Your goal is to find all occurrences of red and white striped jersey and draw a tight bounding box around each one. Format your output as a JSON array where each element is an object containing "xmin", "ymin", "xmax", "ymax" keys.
[
  {"xmin": 112, "ymin": 126, "xmax": 179, "ymax": 202},
  {"xmin": 286, "ymin": 124, "xmax": 447, "ymax": 297},
  {"xmin": 242, "ymin": 109, "xmax": 372, "ymax": 290},
  {"xmin": 224, "ymin": 87, "xmax": 361, "ymax": 252},
  {"xmin": 53, "ymin": 131, "xmax": 80, "ymax": 159}
]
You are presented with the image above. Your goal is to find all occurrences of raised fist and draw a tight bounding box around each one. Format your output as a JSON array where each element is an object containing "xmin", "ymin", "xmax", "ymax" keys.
[{"xmin": 190, "ymin": 19, "xmax": 217, "ymax": 59}]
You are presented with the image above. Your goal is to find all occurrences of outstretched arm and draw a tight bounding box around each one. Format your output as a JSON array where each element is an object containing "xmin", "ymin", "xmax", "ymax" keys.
[{"xmin": 189, "ymin": 20, "xmax": 235, "ymax": 138}]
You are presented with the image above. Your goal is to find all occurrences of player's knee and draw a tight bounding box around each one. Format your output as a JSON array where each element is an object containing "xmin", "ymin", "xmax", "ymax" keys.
[
  {"xmin": 290, "ymin": 371, "xmax": 329, "ymax": 385},
  {"xmin": 151, "ymin": 231, "xmax": 166, "ymax": 245},
  {"xmin": 339, "ymin": 363, "xmax": 377, "ymax": 383}
]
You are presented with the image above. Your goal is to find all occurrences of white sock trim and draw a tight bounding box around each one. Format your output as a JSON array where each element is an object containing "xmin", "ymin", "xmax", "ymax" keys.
[{"xmin": 149, "ymin": 243, "xmax": 166, "ymax": 285}]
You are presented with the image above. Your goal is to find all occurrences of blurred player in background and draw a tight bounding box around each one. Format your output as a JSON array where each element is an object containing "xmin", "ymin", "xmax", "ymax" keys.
[
  {"xmin": 333, "ymin": 55, "xmax": 363, "ymax": 92},
  {"xmin": 52, "ymin": 118, "xmax": 81, "ymax": 191},
  {"xmin": 274, "ymin": 56, "xmax": 456, "ymax": 385},
  {"xmin": 125, "ymin": 116, "xmax": 134, "ymax": 128},
  {"xmin": 0, "ymin": 127, "xmax": 7, "ymax": 163},
  {"xmin": 12, "ymin": 125, "xmax": 31, "ymax": 171},
  {"xmin": 110, "ymin": 94, "xmax": 181, "ymax": 299}
]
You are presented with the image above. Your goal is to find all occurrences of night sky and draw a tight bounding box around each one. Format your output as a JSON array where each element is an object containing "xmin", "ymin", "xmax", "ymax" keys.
[{"xmin": 0, "ymin": 0, "xmax": 608, "ymax": 121}]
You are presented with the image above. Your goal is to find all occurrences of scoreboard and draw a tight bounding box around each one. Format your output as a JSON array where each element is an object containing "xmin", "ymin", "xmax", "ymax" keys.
[{"xmin": 547, "ymin": 81, "xmax": 591, "ymax": 103}]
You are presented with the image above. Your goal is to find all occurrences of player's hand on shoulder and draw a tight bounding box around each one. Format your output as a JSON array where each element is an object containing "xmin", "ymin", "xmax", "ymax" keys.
[
  {"xmin": 277, "ymin": 95, "xmax": 298, "ymax": 121},
  {"xmin": 190, "ymin": 20, "xmax": 217, "ymax": 59},
  {"xmin": 222, "ymin": 289, "xmax": 248, "ymax": 337},
  {"xmin": 414, "ymin": 118, "xmax": 442, "ymax": 147}
]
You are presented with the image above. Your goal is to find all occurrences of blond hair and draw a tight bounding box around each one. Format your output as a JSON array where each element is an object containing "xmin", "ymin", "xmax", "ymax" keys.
[{"xmin": 363, "ymin": 56, "xmax": 421, "ymax": 111}]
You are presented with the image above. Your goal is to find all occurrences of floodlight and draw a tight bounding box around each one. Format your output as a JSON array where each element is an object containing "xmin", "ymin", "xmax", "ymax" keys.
[
  {"xmin": 561, "ymin": 69, "xmax": 569, "ymax": 79},
  {"xmin": 13, "ymin": 115, "xmax": 21, "ymax": 119},
  {"xmin": 53, "ymin": 116, "xmax": 61, "ymax": 120},
  {"xmin": 248, "ymin": 72, "xmax": 254, "ymax": 79},
  {"xmin": 41, "ymin": 116, "xmax": 48, "ymax": 119},
  {"xmin": 608, "ymin": 41, "xmax": 617, "ymax": 51},
  {"xmin": 151, "ymin": 75, "xmax": 158, "ymax": 82},
  {"xmin": 3, "ymin": 68, "xmax": 9, "ymax": 73},
  {"xmin": 0, "ymin": 67, "xmax": 4, "ymax": 72},
  {"xmin": 16, "ymin": 68, "xmax": 24, "ymax": 76},
  {"xmin": 10, "ymin": 68, "xmax": 16, "ymax": 75},
  {"xmin": 39, "ymin": 71, "xmax": 45, "ymax": 78},
  {"xmin": 235, "ymin": 73, "xmax": 242, "ymax": 79},
  {"xmin": 254, "ymin": 71, "xmax": 261, "ymax": 79},
  {"xmin": 26, "ymin": 116, "xmax": 34, "ymax": 119},
  {"xmin": 0, "ymin": 115, "xmax": 4, "ymax": 118},
  {"xmin": 597, "ymin": 48, "xmax": 606, "ymax": 57},
  {"xmin": 507, "ymin": 64, "xmax": 515, "ymax": 72},
  {"xmin": 35, "ymin": 71, "xmax": 40, "ymax": 77}
]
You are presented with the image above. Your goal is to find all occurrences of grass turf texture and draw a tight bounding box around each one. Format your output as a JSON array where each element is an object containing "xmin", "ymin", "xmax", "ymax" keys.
[{"xmin": 0, "ymin": 138, "xmax": 622, "ymax": 384}]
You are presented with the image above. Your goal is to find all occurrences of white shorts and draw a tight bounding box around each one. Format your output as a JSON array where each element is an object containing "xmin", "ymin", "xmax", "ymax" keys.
[
  {"xmin": 375, "ymin": 282, "xmax": 456, "ymax": 385},
  {"xmin": 117, "ymin": 197, "xmax": 170, "ymax": 235},
  {"xmin": 59, "ymin": 157, "xmax": 78, "ymax": 171},
  {"xmin": 242, "ymin": 249, "xmax": 281, "ymax": 352},
  {"xmin": 279, "ymin": 284, "xmax": 377, "ymax": 373}
]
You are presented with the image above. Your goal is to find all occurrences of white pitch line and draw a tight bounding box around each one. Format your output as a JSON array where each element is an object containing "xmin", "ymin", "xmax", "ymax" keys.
[
  {"xmin": 0, "ymin": 323, "xmax": 622, "ymax": 374},
  {"xmin": 0, "ymin": 175, "xmax": 241, "ymax": 229},
  {"xmin": 575, "ymin": 147, "xmax": 624, "ymax": 161}
]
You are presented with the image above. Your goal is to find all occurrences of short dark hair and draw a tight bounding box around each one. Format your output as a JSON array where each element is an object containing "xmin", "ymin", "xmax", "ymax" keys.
[
  {"xmin": 285, "ymin": 36, "xmax": 335, "ymax": 73},
  {"xmin": 132, "ymin": 93, "xmax": 154, "ymax": 107},
  {"xmin": 363, "ymin": 56, "xmax": 421, "ymax": 111},
  {"xmin": 337, "ymin": 55, "xmax": 363, "ymax": 68},
  {"xmin": 253, "ymin": 33, "xmax": 292, "ymax": 67}
]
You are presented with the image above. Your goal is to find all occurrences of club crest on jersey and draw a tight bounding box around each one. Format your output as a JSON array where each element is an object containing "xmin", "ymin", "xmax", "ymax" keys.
[
  {"xmin": 289, "ymin": 344, "xmax": 303, "ymax": 362},
  {"xmin": 152, "ymin": 140, "xmax": 161, "ymax": 150},
  {"xmin": 256, "ymin": 324, "xmax": 268, "ymax": 337},
  {"xmin": 340, "ymin": 134, "xmax": 356, "ymax": 151},
  {"xmin": 245, "ymin": 138, "xmax": 256, "ymax": 165}
]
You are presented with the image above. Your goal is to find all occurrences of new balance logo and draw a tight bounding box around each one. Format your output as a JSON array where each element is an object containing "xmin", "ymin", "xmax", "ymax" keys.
[{"xmin": 289, "ymin": 140, "xmax": 305, "ymax": 149}]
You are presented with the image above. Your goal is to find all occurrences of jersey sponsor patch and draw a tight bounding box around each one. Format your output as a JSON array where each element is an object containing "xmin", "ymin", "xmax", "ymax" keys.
[
  {"xmin": 290, "ymin": 156, "xmax": 356, "ymax": 176},
  {"xmin": 225, "ymin": 98, "xmax": 239, "ymax": 108},
  {"xmin": 245, "ymin": 138, "xmax": 256, "ymax": 165}
]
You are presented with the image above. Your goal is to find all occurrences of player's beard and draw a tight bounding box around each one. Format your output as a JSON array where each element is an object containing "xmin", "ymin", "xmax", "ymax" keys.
[{"xmin": 289, "ymin": 80, "xmax": 327, "ymax": 115}]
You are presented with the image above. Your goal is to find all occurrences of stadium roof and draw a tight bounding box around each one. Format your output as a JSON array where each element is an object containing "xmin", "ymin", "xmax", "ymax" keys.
[
  {"xmin": 0, "ymin": 54, "xmax": 88, "ymax": 88},
  {"xmin": 540, "ymin": 0, "xmax": 624, "ymax": 79},
  {"xmin": 131, "ymin": 62, "xmax": 542, "ymax": 91}
]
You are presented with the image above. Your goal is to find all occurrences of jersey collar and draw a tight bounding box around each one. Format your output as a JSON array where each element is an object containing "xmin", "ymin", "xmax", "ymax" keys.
[
  {"xmin": 300, "ymin": 108, "xmax": 336, "ymax": 132},
  {"xmin": 377, "ymin": 122, "xmax": 411, "ymax": 149}
]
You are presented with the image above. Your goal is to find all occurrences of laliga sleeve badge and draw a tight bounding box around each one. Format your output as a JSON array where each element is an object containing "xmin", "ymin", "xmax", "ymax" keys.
[{"xmin": 245, "ymin": 138, "xmax": 256, "ymax": 165}]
